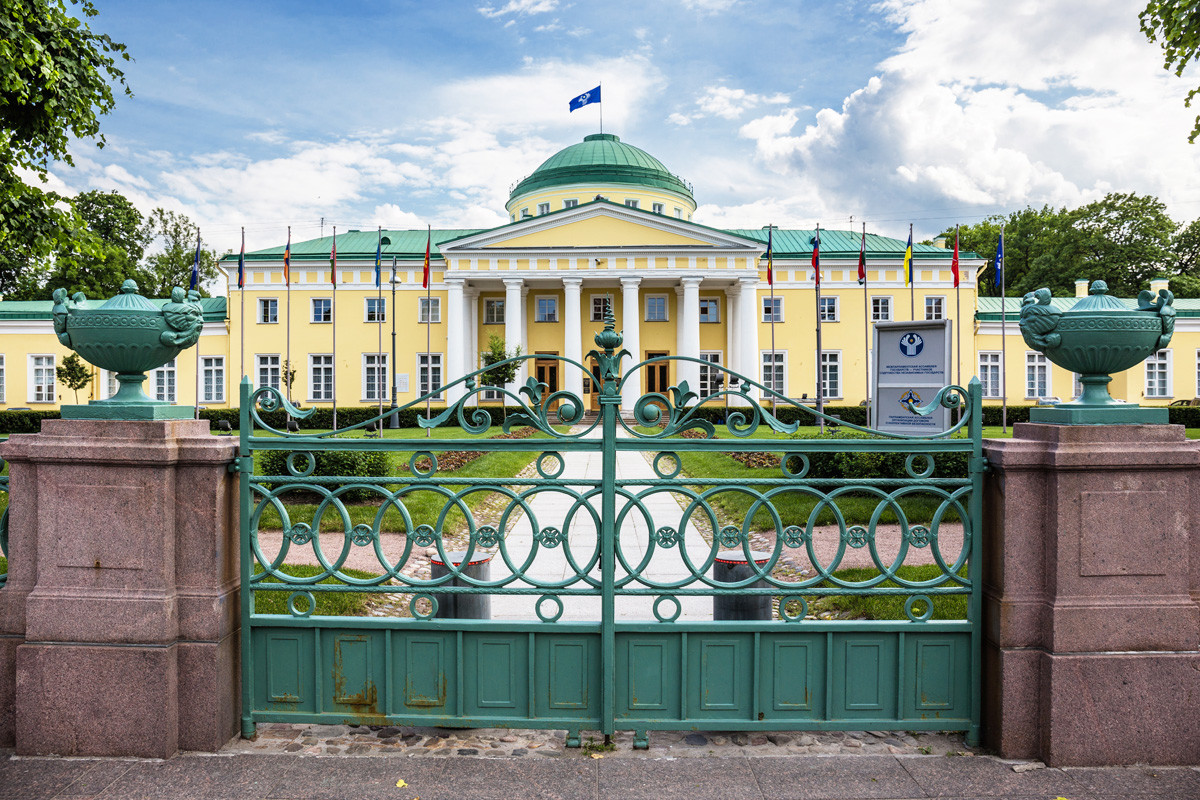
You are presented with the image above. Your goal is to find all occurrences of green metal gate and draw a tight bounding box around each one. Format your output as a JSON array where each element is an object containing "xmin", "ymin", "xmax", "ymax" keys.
[{"xmin": 238, "ymin": 313, "xmax": 984, "ymax": 747}]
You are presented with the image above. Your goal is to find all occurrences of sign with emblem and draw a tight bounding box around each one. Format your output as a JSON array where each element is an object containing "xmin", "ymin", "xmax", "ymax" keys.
[{"xmin": 872, "ymin": 320, "xmax": 952, "ymax": 434}]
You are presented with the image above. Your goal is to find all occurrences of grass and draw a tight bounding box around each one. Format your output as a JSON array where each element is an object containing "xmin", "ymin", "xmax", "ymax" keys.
[
  {"xmin": 252, "ymin": 563, "xmax": 380, "ymax": 616},
  {"xmin": 804, "ymin": 564, "xmax": 968, "ymax": 621}
]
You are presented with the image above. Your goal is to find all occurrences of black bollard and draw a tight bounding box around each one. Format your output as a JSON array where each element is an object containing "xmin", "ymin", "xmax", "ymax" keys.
[
  {"xmin": 429, "ymin": 550, "xmax": 493, "ymax": 619},
  {"xmin": 712, "ymin": 550, "xmax": 772, "ymax": 621}
]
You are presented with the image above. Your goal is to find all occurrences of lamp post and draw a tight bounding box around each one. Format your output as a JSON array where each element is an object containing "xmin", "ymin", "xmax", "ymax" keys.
[{"xmin": 389, "ymin": 259, "xmax": 399, "ymax": 427}]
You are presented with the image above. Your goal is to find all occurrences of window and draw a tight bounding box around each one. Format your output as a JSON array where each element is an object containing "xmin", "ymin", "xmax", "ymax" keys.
[
  {"xmin": 652, "ymin": 202, "xmax": 664, "ymax": 214},
  {"xmin": 699, "ymin": 298, "xmax": 720, "ymax": 323},
  {"xmin": 418, "ymin": 353, "xmax": 443, "ymax": 399},
  {"xmin": 365, "ymin": 297, "xmax": 386, "ymax": 322},
  {"xmin": 484, "ymin": 299, "xmax": 505, "ymax": 325},
  {"xmin": 925, "ymin": 296, "xmax": 945, "ymax": 320},
  {"xmin": 30, "ymin": 355, "xmax": 54, "ymax": 403},
  {"xmin": 762, "ymin": 297, "xmax": 783, "ymax": 323},
  {"xmin": 258, "ymin": 298, "xmax": 278, "ymax": 324},
  {"xmin": 591, "ymin": 296, "xmax": 611, "ymax": 321},
  {"xmin": 563, "ymin": 199, "xmax": 578, "ymax": 209},
  {"xmin": 105, "ymin": 370, "xmax": 117, "ymax": 399},
  {"xmin": 308, "ymin": 355, "xmax": 334, "ymax": 401},
  {"xmin": 871, "ymin": 296, "xmax": 892, "ymax": 321},
  {"xmin": 0, "ymin": 355, "xmax": 6, "ymax": 403},
  {"xmin": 674, "ymin": 208, "xmax": 683, "ymax": 218},
  {"xmin": 520, "ymin": 208, "xmax": 531, "ymax": 219},
  {"xmin": 819, "ymin": 296, "xmax": 838, "ymax": 322},
  {"xmin": 363, "ymin": 354, "xmax": 388, "ymax": 401},
  {"xmin": 257, "ymin": 355, "xmax": 281, "ymax": 391},
  {"xmin": 202, "ymin": 356, "xmax": 224, "ymax": 403},
  {"xmin": 1025, "ymin": 352, "xmax": 1050, "ymax": 399},
  {"xmin": 311, "ymin": 298, "xmax": 331, "ymax": 323},
  {"xmin": 419, "ymin": 297, "xmax": 440, "ymax": 323},
  {"xmin": 535, "ymin": 296, "xmax": 558, "ymax": 322},
  {"xmin": 645, "ymin": 295, "xmax": 668, "ymax": 322},
  {"xmin": 699, "ymin": 352, "xmax": 722, "ymax": 396},
  {"xmin": 761, "ymin": 351, "xmax": 785, "ymax": 394},
  {"xmin": 1145, "ymin": 350, "xmax": 1171, "ymax": 398},
  {"xmin": 537, "ymin": 202, "xmax": 550, "ymax": 215},
  {"xmin": 152, "ymin": 359, "xmax": 176, "ymax": 402},
  {"xmin": 1073, "ymin": 373, "xmax": 1083, "ymax": 399},
  {"xmin": 979, "ymin": 352, "xmax": 1002, "ymax": 398},
  {"xmin": 820, "ymin": 352, "xmax": 841, "ymax": 399},
  {"xmin": 625, "ymin": 199, "xmax": 639, "ymax": 209}
]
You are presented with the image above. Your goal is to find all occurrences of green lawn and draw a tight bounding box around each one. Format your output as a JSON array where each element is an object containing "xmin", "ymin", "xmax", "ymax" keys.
[
  {"xmin": 253, "ymin": 563, "xmax": 378, "ymax": 615},
  {"xmin": 803, "ymin": 564, "xmax": 969, "ymax": 621}
]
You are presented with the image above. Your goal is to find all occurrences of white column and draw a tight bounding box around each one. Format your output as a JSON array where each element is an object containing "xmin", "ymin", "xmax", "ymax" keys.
[
  {"xmin": 679, "ymin": 276, "xmax": 702, "ymax": 393},
  {"xmin": 620, "ymin": 277, "xmax": 642, "ymax": 412},
  {"xmin": 725, "ymin": 286, "xmax": 739, "ymax": 379},
  {"xmin": 464, "ymin": 287, "xmax": 480, "ymax": 405},
  {"xmin": 739, "ymin": 277, "xmax": 760, "ymax": 401},
  {"xmin": 562, "ymin": 277, "xmax": 584, "ymax": 403},
  {"xmin": 503, "ymin": 278, "xmax": 525, "ymax": 390},
  {"xmin": 445, "ymin": 278, "xmax": 465, "ymax": 404}
]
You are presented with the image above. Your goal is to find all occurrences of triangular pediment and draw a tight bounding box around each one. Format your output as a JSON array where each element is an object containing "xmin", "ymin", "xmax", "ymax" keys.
[{"xmin": 439, "ymin": 201, "xmax": 762, "ymax": 253}]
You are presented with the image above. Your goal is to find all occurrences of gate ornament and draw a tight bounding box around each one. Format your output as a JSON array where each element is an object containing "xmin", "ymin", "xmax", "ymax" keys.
[
  {"xmin": 52, "ymin": 279, "xmax": 204, "ymax": 419},
  {"xmin": 1019, "ymin": 280, "xmax": 1173, "ymax": 424}
]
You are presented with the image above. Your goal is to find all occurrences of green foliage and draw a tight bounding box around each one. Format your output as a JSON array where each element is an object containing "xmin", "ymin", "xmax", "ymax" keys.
[
  {"xmin": 42, "ymin": 190, "xmax": 150, "ymax": 299},
  {"xmin": 810, "ymin": 564, "xmax": 968, "ymax": 621},
  {"xmin": 139, "ymin": 208, "xmax": 222, "ymax": 297},
  {"xmin": 0, "ymin": 0, "xmax": 130, "ymax": 265},
  {"xmin": 480, "ymin": 334, "xmax": 521, "ymax": 388},
  {"xmin": 0, "ymin": 409, "xmax": 61, "ymax": 433},
  {"xmin": 1141, "ymin": 1, "xmax": 1200, "ymax": 143},
  {"xmin": 252, "ymin": 564, "xmax": 379, "ymax": 616},
  {"xmin": 258, "ymin": 448, "xmax": 391, "ymax": 502},
  {"xmin": 55, "ymin": 352, "xmax": 92, "ymax": 403}
]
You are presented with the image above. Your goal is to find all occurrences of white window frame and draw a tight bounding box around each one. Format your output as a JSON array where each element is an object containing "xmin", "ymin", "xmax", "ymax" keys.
[
  {"xmin": 699, "ymin": 297, "xmax": 720, "ymax": 323},
  {"xmin": 28, "ymin": 354, "xmax": 55, "ymax": 403},
  {"xmin": 978, "ymin": 352, "xmax": 1002, "ymax": 399},
  {"xmin": 520, "ymin": 208, "xmax": 531, "ymax": 219},
  {"xmin": 419, "ymin": 296, "xmax": 441, "ymax": 324},
  {"xmin": 674, "ymin": 208, "xmax": 683, "ymax": 218},
  {"xmin": 699, "ymin": 351, "xmax": 723, "ymax": 397},
  {"xmin": 201, "ymin": 356, "xmax": 225, "ymax": 403},
  {"xmin": 102, "ymin": 369, "xmax": 118, "ymax": 400},
  {"xmin": 484, "ymin": 298, "xmax": 505, "ymax": 325},
  {"xmin": 819, "ymin": 351, "xmax": 842, "ymax": 399},
  {"xmin": 1145, "ymin": 350, "xmax": 1172, "ymax": 398},
  {"xmin": 418, "ymin": 353, "xmax": 443, "ymax": 400},
  {"xmin": 1195, "ymin": 350, "xmax": 1200, "ymax": 397},
  {"xmin": 624, "ymin": 199, "xmax": 639, "ymax": 209},
  {"xmin": 645, "ymin": 294, "xmax": 668, "ymax": 322},
  {"xmin": 363, "ymin": 353, "xmax": 389, "ymax": 401},
  {"xmin": 1025, "ymin": 352, "xmax": 1051, "ymax": 400},
  {"xmin": 256, "ymin": 354, "xmax": 281, "ymax": 391},
  {"xmin": 258, "ymin": 297, "xmax": 278, "ymax": 324},
  {"xmin": 0, "ymin": 354, "xmax": 6, "ymax": 403},
  {"xmin": 590, "ymin": 295, "xmax": 611, "ymax": 322},
  {"xmin": 309, "ymin": 354, "xmax": 334, "ymax": 402},
  {"xmin": 925, "ymin": 296, "xmax": 946, "ymax": 321},
  {"xmin": 563, "ymin": 199, "xmax": 578, "ymax": 209},
  {"xmin": 761, "ymin": 350, "xmax": 786, "ymax": 394},
  {"xmin": 534, "ymin": 295, "xmax": 558, "ymax": 323},
  {"xmin": 871, "ymin": 296, "xmax": 892, "ymax": 322},
  {"xmin": 762, "ymin": 296, "xmax": 783, "ymax": 323},
  {"xmin": 652, "ymin": 202, "xmax": 664, "ymax": 214},
  {"xmin": 310, "ymin": 297, "xmax": 332, "ymax": 324},
  {"xmin": 365, "ymin": 296, "xmax": 386, "ymax": 323},
  {"xmin": 151, "ymin": 358, "xmax": 177, "ymax": 403},
  {"xmin": 818, "ymin": 296, "xmax": 839, "ymax": 322},
  {"xmin": 1073, "ymin": 373, "xmax": 1083, "ymax": 400},
  {"xmin": 537, "ymin": 202, "xmax": 550, "ymax": 215}
]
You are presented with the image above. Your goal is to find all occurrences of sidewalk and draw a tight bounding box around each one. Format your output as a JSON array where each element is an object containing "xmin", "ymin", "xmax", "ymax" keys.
[{"xmin": 1, "ymin": 746, "xmax": 1196, "ymax": 799}]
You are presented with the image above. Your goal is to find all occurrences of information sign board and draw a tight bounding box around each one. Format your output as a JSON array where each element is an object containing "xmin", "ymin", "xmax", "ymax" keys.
[{"xmin": 872, "ymin": 320, "xmax": 952, "ymax": 434}]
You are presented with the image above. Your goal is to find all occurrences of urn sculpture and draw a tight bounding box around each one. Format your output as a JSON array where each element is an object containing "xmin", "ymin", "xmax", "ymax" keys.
[
  {"xmin": 52, "ymin": 279, "xmax": 205, "ymax": 419},
  {"xmin": 1018, "ymin": 280, "xmax": 1173, "ymax": 424}
]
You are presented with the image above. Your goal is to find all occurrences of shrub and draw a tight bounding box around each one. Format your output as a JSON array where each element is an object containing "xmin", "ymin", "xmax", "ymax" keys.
[{"xmin": 258, "ymin": 448, "xmax": 390, "ymax": 502}]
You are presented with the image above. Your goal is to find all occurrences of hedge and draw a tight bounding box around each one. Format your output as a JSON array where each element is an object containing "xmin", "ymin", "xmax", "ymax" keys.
[{"xmin": 258, "ymin": 448, "xmax": 391, "ymax": 502}]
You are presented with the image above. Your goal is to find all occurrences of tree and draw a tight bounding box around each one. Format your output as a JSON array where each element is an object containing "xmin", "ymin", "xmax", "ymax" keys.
[
  {"xmin": 480, "ymin": 335, "xmax": 521, "ymax": 419},
  {"xmin": 0, "ymin": 1, "xmax": 131, "ymax": 263},
  {"xmin": 939, "ymin": 205, "xmax": 1064, "ymax": 297},
  {"xmin": 139, "ymin": 209, "xmax": 221, "ymax": 298},
  {"xmin": 56, "ymin": 352, "xmax": 92, "ymax": 404},
  {"xmin": 43, "ymin": 190, "xmax": 150, "ymax": 299},
  {"xmin": 1141, "ymin": 1, "xmax": 1200, "ymax": 142}
]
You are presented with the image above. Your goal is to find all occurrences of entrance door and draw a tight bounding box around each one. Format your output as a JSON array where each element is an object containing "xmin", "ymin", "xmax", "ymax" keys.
[
  {"xmin": 535, "ymin": 354, "xmax": 560, "ymax": 412},
  {"xmin": 645, "ymin": 352, "xmax": 669, "ymax": 395},
  {"xmin": 588, "ymin": 359, "xmax": 601, "ymax": 411}
]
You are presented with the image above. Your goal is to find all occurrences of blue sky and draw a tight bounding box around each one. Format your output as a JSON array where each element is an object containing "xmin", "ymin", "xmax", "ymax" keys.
[{"xmin": 42, "ymin": 0, "xmax": 1200, "ymax": 255}]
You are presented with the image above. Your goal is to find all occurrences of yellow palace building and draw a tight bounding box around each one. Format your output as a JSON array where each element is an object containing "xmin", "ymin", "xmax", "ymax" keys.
[{"xmin": 0, "ymin": 132, "xmax": 1195, "ymax": 414}]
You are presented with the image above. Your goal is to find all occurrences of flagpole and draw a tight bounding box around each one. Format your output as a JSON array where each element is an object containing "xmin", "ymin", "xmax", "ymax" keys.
[
  {"xmin": 425, "ymin": 225, "xmax": 432, "ymax": 439},
  {"xmin": 285, "ymin": 225, "xmax": 292, "ymax": 407},
  {"xmin": 239, "ymin": 227, "xmax": 245, "ymax": 393},
  {"xmin": 193, "ymin": 228, "xmax": 201, "ymax": 421},
  {"xmin": 814, "ymin": 224, "xmax": 824, "ymax": 432},
  {"xmin": 376, "ymin": 226, "xmax": 383, "ymax": 424},
  {"xmin": 861, "ymin": 222, "xmax": 870, "ymax": 423},
  {"xmin": 390, "ymin": 256, "xmax": 398, "ymax": 428},
  {"xmin": 999, "ymin": 226, "xmax": 1007, "ymax": 433},
  {"xmin": 908, "ymin": 223, "xmax": 915, "ymax": 321},
  {"xmin": 599, "ymin": 82, "xmax": 603, "ymax": 134},
  {"xmin": 954, "ymin": 224, "xmax": 961, "ymax": 391},
  {"xmin": 764, "ymin": 223, "xmax": 778, "ymax": 417},
  {"xmin": 331, "ymin": 226, "xmax": 338, "ymax": 432}
]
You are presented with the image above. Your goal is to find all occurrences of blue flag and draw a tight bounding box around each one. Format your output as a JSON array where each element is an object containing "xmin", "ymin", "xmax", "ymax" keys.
[
  {"xmin": 374, "ymin": 227, "xmax": 382, "ymax": 287},
  {"xmin": 569, "ymin": 86, "xmax": 601, "ymax": 112},
  {"xmin": 994, "ymin": 230, "xmax": 1005, "ymax": 288},
  {"xmin": 190, "ymin": 230, "xmax": 201, "ymax": 291}
]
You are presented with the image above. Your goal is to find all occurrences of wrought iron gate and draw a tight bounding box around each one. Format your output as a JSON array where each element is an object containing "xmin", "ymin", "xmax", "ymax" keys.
[{"xmin": 238, "ymin": 313, "xmax": 984, "ymax": 746}]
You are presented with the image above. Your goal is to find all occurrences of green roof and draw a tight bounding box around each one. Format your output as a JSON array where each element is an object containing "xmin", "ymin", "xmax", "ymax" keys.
[
  {"xmin": 726, "ymin": 228, "xmax": 980, "ymax": 260},
  {"xmin": 976, "ymin": 295, "xmax": 1200, "ymax": 320},
  {"xmin": 224, "ymin": 229, "xmax": 485, "ymax": 263},
  {"xmin": 0, "ymin": 296, "xmax": 227, "ymax": 322},
  {"xmin": 508, "ymin": 133, "xmax": 693, "ymax": 204}
]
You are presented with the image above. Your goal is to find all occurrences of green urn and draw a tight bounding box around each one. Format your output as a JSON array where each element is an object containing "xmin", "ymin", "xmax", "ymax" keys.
[
  {"xmin": 1018, "ymin": 280, "xmax": 1174, "ymax": 424},
  {"xmin": 52, "ymin": 279, "xmax": 205, "ymax": 420}
]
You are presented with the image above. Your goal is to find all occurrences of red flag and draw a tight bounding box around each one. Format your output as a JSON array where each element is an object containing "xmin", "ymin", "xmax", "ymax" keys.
[
  {"xmin": 283, "ymin": 227, "xmax": 291, "ymax": 285},
  {"xmin": 330, "ymin": 228, "xmax": 337, "ymax": 286},
  {"xmin": 951, "ymin": 225, "xmax": 960, "ymax": 288},
  {"xmin": 764, "ymin": 227, "xmax": 773, "ymax": 286},
  {"xmin": 422, "ymin": 227, "xmax": 431, "ymax": 289},
  {"xmin": 811, "ymin": 226, "xmax": 820, "ymax": 287},
  {"xmin": 857, "ymin": 227, "xmax": 866, "ymax": 285}
]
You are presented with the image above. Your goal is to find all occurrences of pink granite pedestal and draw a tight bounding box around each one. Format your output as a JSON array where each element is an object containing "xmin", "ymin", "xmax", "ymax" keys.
[
  {"xmin": 983, "ymin": 422, "xmax": 1200, "ymax": 766},
  {"xmin": 0, "ymin": 419, "xmax": 238, "ymax": 758}
]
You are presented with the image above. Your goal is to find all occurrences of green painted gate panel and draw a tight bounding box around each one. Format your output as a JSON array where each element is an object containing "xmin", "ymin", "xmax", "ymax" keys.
[
  {"xmin": 258, "ymin": 630, "xmax": 314, "ymax": 713},
  {"xmin": 463, "ymin": 634, "xmax": 529, "ymax": 718},
  {"xmin": 832, "ymin": 634, "xmax": 898, "ymax": 720},
  {"xmin": 687, "ymin": 634, "xmax": 754, "ymax": 721},
  {"xmin": 394, "ymin": 632, "xmax": 455, "ymax": 715},
  {"xmin": 759, "ymin": 633, "xmax": 825, "ymax": 720},
  {"xmin": 615, "ymin": 633, "xmax": 681, "ymax": 720},
  {"xmin": 904, "ymin": 633, "xmax": 971, "ymax": 722},
  {"xmin": 534, "ymin": 634, "xmax": 600, "ymax": 719}
]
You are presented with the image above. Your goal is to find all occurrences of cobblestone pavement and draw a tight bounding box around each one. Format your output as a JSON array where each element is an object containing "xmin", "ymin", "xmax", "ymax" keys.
[{"xmin": 224, "ymin": 723, "xmax": 975, "ymax": 759}]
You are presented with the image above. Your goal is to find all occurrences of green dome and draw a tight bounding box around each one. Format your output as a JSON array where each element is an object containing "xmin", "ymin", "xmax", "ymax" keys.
[{"xmin": 508, "ymin": 133, "xmax": 693, "ymax": 204}]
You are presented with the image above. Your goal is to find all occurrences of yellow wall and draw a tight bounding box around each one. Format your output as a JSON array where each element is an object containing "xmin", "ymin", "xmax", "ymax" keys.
[{"xmin": 506, "ymin": 185, "xmax": 696, "ymax": 222}]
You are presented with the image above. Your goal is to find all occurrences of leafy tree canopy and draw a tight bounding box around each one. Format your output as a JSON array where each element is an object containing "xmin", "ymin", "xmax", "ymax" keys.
[
  {"xmin": 1141, "ymin": 1, "xmax": 1200, "ymax": 142},
  {"xmin": 42, "ymin": 189, "xmax": 149, "ymax": 299},
  {"xmin": 138, "ymin": 208, "xmax": 221, "ymax": 298}
]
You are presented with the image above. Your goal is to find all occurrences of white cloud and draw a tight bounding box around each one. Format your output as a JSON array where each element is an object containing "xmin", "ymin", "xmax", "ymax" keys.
[
  {"xmin": 679, "ymin": 0, "xmax": 739, "ymax": 12},
  {"xmin": 667, "ymin": 112, "xmax": 692, "ymax": 126},
  {"xmin": 477, "ymin": 0, "xmax": 558, "ymax": 19}
]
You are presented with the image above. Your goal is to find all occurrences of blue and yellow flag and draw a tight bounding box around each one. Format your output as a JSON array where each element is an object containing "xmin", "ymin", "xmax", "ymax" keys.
[
  {"xmin": 190, "ymin": 230, "xmax": 201, "ymax": 291},
  {"xmin": 903, "ymin": 226, "xmax": 913, "ymax": 286},
  {"xmin": 374, "ymin": 226, "xmax": 382, "ymax": 287},
  {"xmin": 994, "ymin": 229, "xmax": 1005, "ymax": 288}
]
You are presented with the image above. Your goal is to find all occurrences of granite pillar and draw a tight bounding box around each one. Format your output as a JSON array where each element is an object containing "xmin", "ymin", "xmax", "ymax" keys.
[
  {"xmin": 0, "ymin": 419, "xmax": 239, "ymax": 758},
  {"xmin": 982, "ymin": 422, "xmax": 1200, "ymax": 766}
]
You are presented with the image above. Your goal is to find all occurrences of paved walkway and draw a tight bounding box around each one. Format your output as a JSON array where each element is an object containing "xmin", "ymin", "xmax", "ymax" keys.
[{"xmin": 1, "ymin": 746, "xmax": 1196, "ymax": 799}]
